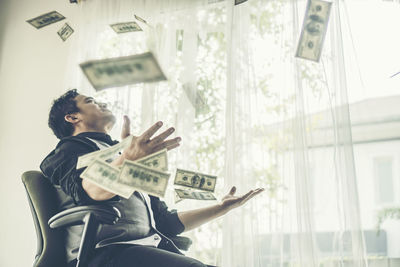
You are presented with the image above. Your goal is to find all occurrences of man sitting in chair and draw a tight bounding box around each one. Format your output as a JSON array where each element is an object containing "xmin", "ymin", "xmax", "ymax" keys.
[{"xmin": 40, "ymin": 89, "xmax": 264, "ymax": 267}]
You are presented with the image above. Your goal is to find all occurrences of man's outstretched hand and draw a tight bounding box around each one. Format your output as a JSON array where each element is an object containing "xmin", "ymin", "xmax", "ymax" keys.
[
  {"xmin": 221, "ymin": 186, "xmax": 264, "ymax": 211},
  {"xmin": 120, "ymin": 117, "xmax": 181, "ymax": 162},
  {"xmin": 178, "ymin": 186, "xmax": 264, "ymax": 231}
]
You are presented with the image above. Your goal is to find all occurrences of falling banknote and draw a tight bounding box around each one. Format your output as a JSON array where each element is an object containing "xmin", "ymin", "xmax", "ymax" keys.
[
  {"xmin": 175, "ymin": 188, "xmax": 216, "ymax": 202},
  {"xmin": 175, "ymin": 190, "xmax": 183, "ymax": 204},
  {"xmin": 76, "ymin": 135, "xmax": 133, "ymax": 169},
  {"xmin": 136, "ymin": 149, "xmax": 168, "ymax": 172},
  {"xmin": 80, "ymin": 159, "xmax": 133, "ymax": 199},
  {"xmin": 27, "ymin": 11, "xmax": 66, "ymax": 29},
  {"xmin": 80, "ymin": 52, "xmax": 167, "ymax": 91},
  {"xmin": 134, "ymin": 14, "xmax": 148, "ymax": 25},
  {"xmin": 57, "ymin": 23, "xmax": 74, "ymax": 41},
  {"xmin": 235, "ymin": 0, "xmax": 248, "ymax": 5},
  {"xmin": 295, "ymin": 0, "xmax": 332, "ymax": 62},
  {"xmin": 110, "ymin": 21, "xmax": 142, "ymax": 34},
  {"xmin": 174, "ymin": 169, "xmax": 217, "ymax": 192},
  {"xmin": 119, "ymin": 160, "xmax": 170, "ymax": 198}
]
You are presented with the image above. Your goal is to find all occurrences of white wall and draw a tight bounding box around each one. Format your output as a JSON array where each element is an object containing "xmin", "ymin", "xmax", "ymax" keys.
[
  {"xmin": 306, "ymin": 140, "xmax": 400, "ymax": 230},
  {"xmin": 353, "ymin": 140, "xmax": 400, "ymax": 258},
  {"xmin": 308, "ymin": 140, "xmax": 400, "ymax": 257},
  {"xmin": 353, "ymin": 140, "xmax": 400, "ymax": 229},
  {"xmin": 0, "ymin": 1, "xmax": 80, "ymax": 266}
]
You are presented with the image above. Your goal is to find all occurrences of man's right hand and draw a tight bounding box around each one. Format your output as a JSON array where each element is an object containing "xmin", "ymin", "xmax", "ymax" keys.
[
  {"xmin": 121, "ymin": 121, "xmax": 181, "ymax": 162},
  {"xmin": 84, "ymin": 119, "xmax": 181, "ymax": 201}
]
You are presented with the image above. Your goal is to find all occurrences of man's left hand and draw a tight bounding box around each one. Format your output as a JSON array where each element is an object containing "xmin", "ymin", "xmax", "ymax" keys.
[{"xmin": 221, "ymin": 186, "xmax": 264, "ymax": 211}]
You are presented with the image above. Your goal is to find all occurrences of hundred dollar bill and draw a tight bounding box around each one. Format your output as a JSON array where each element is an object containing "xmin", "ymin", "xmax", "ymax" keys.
[
  {"xmin": 295, "ymin": 0, "xmax": 332, "ymax": 62},
  {"xmin": 57, "ymin": 23, "xmax": 74, "ymax": 42},
  {"xmin": 80, "ymin": 52, "xmax": 167, "ymax": 91},
  {"xmin": 208, "ymin": 0, "xmax": 225, "ymax": 4},
  {"xmin": 175, "ymin": 188, "xmax": 216, "ymax": 201},
  {"xmin": 136, "ymin": 149, "xmax": 168, "ymax": 172},
  {"xmin": 110, "ymin": 21, "xmax": 142, "ymax": 34},
  {"xmin": 27, "ymin": 11, "xmax": 65, "ymax": 29},
  {"xmin": 174, "ymin": 169, "xmax": 217, "ymax": 192},
  {"xmin": 80, "ymin": 159, "xmax": 133, "ymax": 199},
  {"xmin": 235, "ymin": 0, "xmax": 248, "ymax": 5},
  {"xmin": 77, "ymin": 135, "xmax": 133, "ymax": 169},
  {"xmin": 119, "ymin": 160, "xmax": 170, "ymax": 198},
  {"xmin": 134, "ymin": 14, "xmax": 148, "ymax": 25}
]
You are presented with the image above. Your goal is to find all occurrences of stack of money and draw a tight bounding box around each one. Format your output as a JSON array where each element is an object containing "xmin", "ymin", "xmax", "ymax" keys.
[
  {"xmin": 77, "ymin": 136, "xmax": 217, "ymax": 202},
  {"xmin": 80, "ymin": 159, "xmax": 134, "ymax": 198},
  {"xmin": 135, "ymin": 149, "xmax": 168, "ymax": 172},
  {"xmin": 173, "ymin": 169, "xmax": 217, "ymax": 203},
  {"xmin": 78, "ymin": 139, "xmax": 170, "ymax": 199},
  {"xmin": 119, "ymin": 160, "xmax": 170, "ymax": 198}
]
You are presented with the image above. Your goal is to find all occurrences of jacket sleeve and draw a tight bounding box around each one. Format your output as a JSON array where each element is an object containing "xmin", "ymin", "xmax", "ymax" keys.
[
  {"xmin": 40, "ymin": 142, "xmax": 120, "ymax": 205},
  {"xmin": 150, "ymin": 196, "xmax": 185, "ymax": 237}
]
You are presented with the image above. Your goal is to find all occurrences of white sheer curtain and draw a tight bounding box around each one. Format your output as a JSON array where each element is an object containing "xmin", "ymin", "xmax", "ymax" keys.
[
  {"xmin": 64, "ymin": 0, "xmax": 367, "ymax": 266},
  {"xmin": 223, "ymin": 0, "xmax": 366, "ymax": 266}
]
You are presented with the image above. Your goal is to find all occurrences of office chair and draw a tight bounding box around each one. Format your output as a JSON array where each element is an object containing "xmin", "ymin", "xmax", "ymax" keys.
[{"xmin": 22, "ymin": 171, "xmax": 193, "ymax": 267}]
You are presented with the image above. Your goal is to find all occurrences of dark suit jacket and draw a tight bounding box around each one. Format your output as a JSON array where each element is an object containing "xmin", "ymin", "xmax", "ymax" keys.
[{"xmin": 40, "ymin": 132, "xmax": 185, "ymax": 262}]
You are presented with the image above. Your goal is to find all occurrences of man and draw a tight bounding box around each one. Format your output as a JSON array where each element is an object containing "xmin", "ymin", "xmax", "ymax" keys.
[{"xmin": 40, "ymin": 89, "xmax": 264, "ymax": 267}]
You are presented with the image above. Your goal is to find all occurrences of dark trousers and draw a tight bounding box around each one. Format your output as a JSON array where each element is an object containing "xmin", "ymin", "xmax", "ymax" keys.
[{"xmin": 69, "ymin": 245, "xmax": 208, "ymax": 267}]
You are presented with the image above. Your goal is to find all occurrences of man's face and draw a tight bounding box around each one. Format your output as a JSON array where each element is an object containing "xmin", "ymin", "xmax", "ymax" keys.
[{"xmin": 73, "ymin": 94, "xmax": 116, "ymax": 131}]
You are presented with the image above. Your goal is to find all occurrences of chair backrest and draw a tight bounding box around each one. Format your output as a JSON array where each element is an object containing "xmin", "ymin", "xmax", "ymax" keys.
[{"xmin": 22, "ymin": 171, "xmax": 67, "ymax": 267}]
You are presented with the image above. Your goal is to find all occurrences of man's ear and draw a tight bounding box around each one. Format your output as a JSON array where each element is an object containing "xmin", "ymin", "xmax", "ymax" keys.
[{"xmin": 65, "ymin": 113, "xmax": 80, "ymax": 124}]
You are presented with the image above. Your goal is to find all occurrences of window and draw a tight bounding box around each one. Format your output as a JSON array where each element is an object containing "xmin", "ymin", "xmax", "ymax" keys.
[{"xmin": 374, "ymin": 157, "xmax": 395, "ymax": 205}]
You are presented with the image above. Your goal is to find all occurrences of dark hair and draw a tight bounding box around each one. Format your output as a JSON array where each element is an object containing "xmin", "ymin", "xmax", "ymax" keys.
[{"xmin": 48, "ymin": 89, "xmax": 80, "ymax": 139}]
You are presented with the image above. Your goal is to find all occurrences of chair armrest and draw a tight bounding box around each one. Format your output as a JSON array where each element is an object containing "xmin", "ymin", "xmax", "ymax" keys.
[
  {"xmin": 170, "ymin": 236, "xmax": 192, "ymax": 251},
  {"xmin": 48, "ymin": 205, "xmax": 121, "ymax": 267},
  {"xmin": 48, "ymin": 205, "xmax": 121, "ymax": 229}
]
